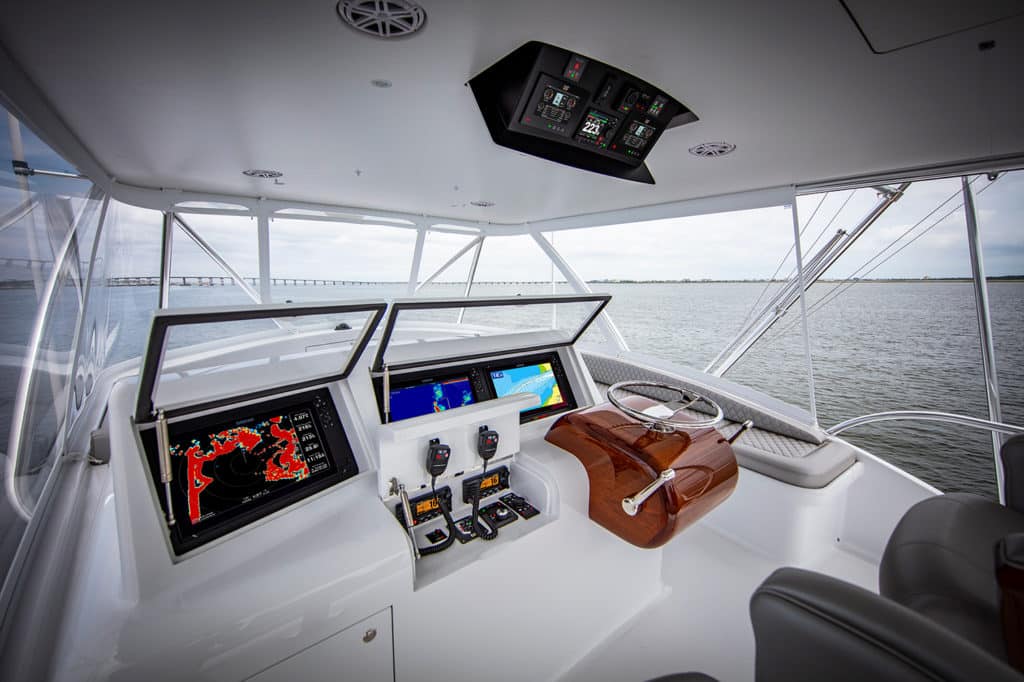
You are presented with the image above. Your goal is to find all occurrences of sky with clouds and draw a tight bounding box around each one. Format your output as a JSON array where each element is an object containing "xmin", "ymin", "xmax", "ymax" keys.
[
  {"xmin": 2, "ymin": 105, "xmax": 1022, "ymax": 285},
  {"xmin": 96, "ymin": 169, "xmax": 1024, "ymax": 284}
]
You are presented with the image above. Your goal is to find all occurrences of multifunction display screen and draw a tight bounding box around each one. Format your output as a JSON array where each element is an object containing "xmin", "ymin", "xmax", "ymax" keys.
[
  {"xmin": 388, "ymin": 376, "xmax": 475, "ymax": 421},
  {"xmin": 142, "ymin": 388, "xmax": 357, "ymax": 555},
  {"xmin": 490, "ymin": 362, "xmax": 567, "ymax": 413},
  {"xmin": 375, "ymin": 353, "xmax": 577, "ymax": 424},
  {"xmin": 169, "ymin": 408, "xmax": 334, "ymax": 526}
]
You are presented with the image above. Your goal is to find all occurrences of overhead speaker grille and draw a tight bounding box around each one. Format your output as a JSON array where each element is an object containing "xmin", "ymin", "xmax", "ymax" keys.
[
  {"xmin": 688, "ymin": 142, "xmax": 736, "ymax": 158},
  {"xmin": 337, "ymin": 0, "xmax": 427, "ymax": 39},
  {"xmin": 242, "ymin": 169, "xmax": 283, "ymax": 179}
]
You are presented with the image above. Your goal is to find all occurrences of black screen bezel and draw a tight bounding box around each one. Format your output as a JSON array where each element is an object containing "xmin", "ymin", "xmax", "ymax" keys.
[
  {"xmin": 373, "ymin": 370, "xmax": 481, "ymax": 423},
  {"xmin": 480, "ymin": 351, "xmax": 577, "ymax": 423},
  {"xmin": 373, "ymin": 350, "xmax": 576, "ymax": 425},
  {"xmin": 373, "ymin": 366, "xmax": 484, "ymax": 424},
  {"xmin": 139, "ymin": 387, "xmax": 359, "ymax": 555}
]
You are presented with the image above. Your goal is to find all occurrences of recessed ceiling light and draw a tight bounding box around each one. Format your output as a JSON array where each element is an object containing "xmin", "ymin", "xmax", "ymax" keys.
[
  {"xmin": 371, "ymin": 79, "xmax": 393, "ymax": 88},
  {"xmin": 337, "ymin": 0, "xmax": 427, "ymax": 39},
  {"xmin": 242, "ymin": 169, "xmax": 284, "ymax": 178},
  {"xmin": 470, "ymin": 200, "xmax": 494, "ymax": 207},
  {"xmin": 688, "ymin": 142, "xmax": 736, "ymax": 157}
]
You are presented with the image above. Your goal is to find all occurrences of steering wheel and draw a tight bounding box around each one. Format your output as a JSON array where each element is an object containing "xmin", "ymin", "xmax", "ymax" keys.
[{"xmin": 607, "ymin": 380, "xmax": 724, "ymax": 433}]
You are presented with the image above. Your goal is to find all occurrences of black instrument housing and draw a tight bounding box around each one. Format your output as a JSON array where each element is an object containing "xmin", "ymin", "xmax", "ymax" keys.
[{"xmin": 469, "ymin": 41, "xmax": 697, "ymax": 184}]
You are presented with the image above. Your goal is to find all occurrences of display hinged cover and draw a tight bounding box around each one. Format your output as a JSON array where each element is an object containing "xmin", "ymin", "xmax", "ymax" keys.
[
  {"xmin": 370, "ymin": 294, "xmax": 610, "ymax": 373},
  {"xmin": 134, "ymin": 300, "xmax": 387, "ymax": 423}
]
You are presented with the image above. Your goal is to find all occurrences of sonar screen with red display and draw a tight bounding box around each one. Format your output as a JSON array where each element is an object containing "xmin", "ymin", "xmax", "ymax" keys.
[{"xmin": 140, "ymin": 387, "xmax": 358, "ymax": 555}]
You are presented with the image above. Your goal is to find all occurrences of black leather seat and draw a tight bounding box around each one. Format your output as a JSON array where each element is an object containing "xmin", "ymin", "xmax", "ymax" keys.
[
  {"xmin": 654, "ymin": 436, "xmax": 1024, "ymax": 682},
  {"xmin": 880, "ymin": 491, "xmax": 1024, "ymax": 660},
  {"xmin": 750, "ymin": 567, "xmax": 1021, "ymax": 681},
  {"xmin": 880, "ymin": 434, "xmax": 1024, "ymax": 662}
]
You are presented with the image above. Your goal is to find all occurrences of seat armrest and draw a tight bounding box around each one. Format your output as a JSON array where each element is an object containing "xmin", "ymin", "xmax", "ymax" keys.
[
  {"xmin": 996, "ymin": 533, "xmax": 1024, "ymax": 672},
  {"xmin": 1001, "ymin": 435, "xmax": 1024, "ymax": 514},
  {"xmin": 751, "ymin": 567, "xmax": 1020, "ymax": 682}
]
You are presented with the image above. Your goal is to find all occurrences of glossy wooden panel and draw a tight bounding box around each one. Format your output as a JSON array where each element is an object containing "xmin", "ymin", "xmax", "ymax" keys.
[{"xmin": 545, "ymin": 395, "xmax": 738, "ymax": 548}]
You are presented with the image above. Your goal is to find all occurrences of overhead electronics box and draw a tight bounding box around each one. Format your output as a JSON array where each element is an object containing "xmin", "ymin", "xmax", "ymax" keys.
[{"xmin": 469, "ymin": 41, "xmax": 698, "ymax": 184}]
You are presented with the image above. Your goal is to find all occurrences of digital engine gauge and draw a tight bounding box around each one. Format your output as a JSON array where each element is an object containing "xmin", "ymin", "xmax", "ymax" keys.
[{"xmin": 575, "ymin": 109, "xmax": 618, "ymax": 149}]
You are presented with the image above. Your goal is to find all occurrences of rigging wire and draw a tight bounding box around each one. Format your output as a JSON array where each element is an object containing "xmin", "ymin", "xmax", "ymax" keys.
[
  {"xmin": 800, "ymin": 177, "xmax": 988, "ymax": 319},
  {"xmin": 801, "ymin": 189, "xmax": 858, "ymax": 263},
  {"xmin": 735, "ymin": 192, "xmax": 830, "ymax": 332},
  {"xmin": 772, "ymin": 176, "xmax": 996, "ymax": 338}
]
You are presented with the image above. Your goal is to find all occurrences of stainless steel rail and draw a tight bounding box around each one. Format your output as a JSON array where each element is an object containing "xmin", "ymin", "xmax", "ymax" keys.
[
  {"xmin": 456, "ymin": 237, "xmax": 484, "ymax": 324},
  {"xmin": 414, "ymin": 235, "xmax": 483, "ymax": 293},
  {"xmin": 962, "ymin": 176, "xmax": 1006, "ymax": 500},
  {"xmin": 826, "ymin": 411, "xmax": 1024, "ymax": 437},
  {"xmin": 173, "ymin": 214, "xmax": 262, "ymax": 304}
]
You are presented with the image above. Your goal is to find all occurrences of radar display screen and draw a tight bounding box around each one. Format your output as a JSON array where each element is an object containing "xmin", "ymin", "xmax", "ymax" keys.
[
  {"xmin": 490, "ymin": 362, "xmax": 567, "ymax": 414},
  {"xmin": 388, "ymin": 376, "xmax": 475, "ymax": 421},
  {"xmin": 141, "ymin": 388, "xmax": 358, "ymax": 555}
]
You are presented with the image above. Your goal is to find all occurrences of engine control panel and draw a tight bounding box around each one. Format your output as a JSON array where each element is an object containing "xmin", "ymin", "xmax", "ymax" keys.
[{"xmin": 470, "ymin": 41, "xmax": 698, "ymax": 183}]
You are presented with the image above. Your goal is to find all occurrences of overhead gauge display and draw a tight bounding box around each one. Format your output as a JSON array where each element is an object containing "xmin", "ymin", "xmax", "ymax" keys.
[
  {"xmin": 520, "ymin": 74, "xmax": 587, "ymax": 137},
  {"xmin": 471, "ymin": 42, "xmax": 698, "ymax": 183},
  {"xmin": 575, "ymin": 110, "xmax": 618, "ymax": 149},
  {"xmin": 617, "ymin": 120, "xmax": 659, "ymax": 159}
]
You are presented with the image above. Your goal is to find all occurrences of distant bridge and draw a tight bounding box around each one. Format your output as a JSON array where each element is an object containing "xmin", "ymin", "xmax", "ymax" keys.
[
  {"xmin": 108, "ymin": 276, "xmax": 381, "ymax": 287},
  {"xmin": 105, "ymin": 277, "xmax": 554, "ymax": 287},
  {"xmin": 0, "ymin": 258, "xmax": 55, "ymax": 269}
]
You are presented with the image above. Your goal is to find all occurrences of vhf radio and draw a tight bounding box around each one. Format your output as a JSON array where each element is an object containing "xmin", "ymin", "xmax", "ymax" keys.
[
  {"xmin": 464, "ymin": 426, "xmax": 501, "ymax": 541},
  {"xmin": 392, "ymin": 427, "xmax": 539, "ymax": 557}
]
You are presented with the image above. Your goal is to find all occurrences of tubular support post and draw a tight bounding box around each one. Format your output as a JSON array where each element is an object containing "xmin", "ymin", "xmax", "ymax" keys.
[
  {"xmin": 173, "ymin": 214, "xmax": 263, "ymax": 304},
  {"xmin": 0, "ymin": 199, "xmax": 38, "ymax": 234},
  {"xmin": 962, "ymin": 176, "xmax": 1005, "ymax": 501},
  {"xmin": 60, "ymin": 193, "xmax": 111, "ymax": 441},
  {"xmin": 159, "ymin": 212, "xmax": 174, "ymax": 309},
  {"xmin": 4, "ymin": 187, "xmax": 103, "ymax": 521},
  {"xmin": 414, "ymin": 235, "xmax": 483, "ymax": 293},
  {"xmin": 530, "ymin": 231, "xmax": 629, "ymax": 351},
  {"xmin": 407, "ymin": 227, "xmax": 426, "ymax": 296},
  {"xmin": 456, "ymin": 237, "xmax": 484, "ymax": 324},
  {"xmin": 257, "ymin": 212, "xmax": 272, "ymax": 303},
  {"xmin": 791, "ymin": 196, "xmax": 818, "ymax": 425}
]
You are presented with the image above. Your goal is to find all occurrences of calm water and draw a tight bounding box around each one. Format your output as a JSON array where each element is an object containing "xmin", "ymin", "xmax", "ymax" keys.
[{"xmin": 2, "ymin": 280, "xmax": 1020, "ymax": 498}]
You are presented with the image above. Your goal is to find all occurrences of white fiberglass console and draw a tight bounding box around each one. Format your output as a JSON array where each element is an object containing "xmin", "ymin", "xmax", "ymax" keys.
[{"xmin": 79, "ymin": 294, "xmax": 636, "ymax": 682}]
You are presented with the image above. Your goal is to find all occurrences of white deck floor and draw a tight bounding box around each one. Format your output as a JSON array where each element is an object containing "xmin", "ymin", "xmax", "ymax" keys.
[{"xmin": 562, "ymin": 521, "xmax": 878, "ymax": 681}]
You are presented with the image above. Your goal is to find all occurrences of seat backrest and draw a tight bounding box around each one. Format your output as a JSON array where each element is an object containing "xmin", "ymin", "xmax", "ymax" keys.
[
  {"xmin": 1001, "ymin": 434, "xmax": 1024, "ymax": 513},
  {"xmin": 750, "ymin": 567, "xmax": 1021, "ymax": 682}
]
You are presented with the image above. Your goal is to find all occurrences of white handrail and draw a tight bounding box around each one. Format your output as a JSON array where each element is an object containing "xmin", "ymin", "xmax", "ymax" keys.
[{"xmin": 826, "ymin": 411, "xmax": 1024, "ymax": 437}]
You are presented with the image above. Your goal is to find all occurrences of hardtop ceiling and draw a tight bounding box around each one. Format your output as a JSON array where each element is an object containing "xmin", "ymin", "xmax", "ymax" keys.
[{"xmin": 1, "ymin": 0, "xmax": 1022, "ymax": 225}]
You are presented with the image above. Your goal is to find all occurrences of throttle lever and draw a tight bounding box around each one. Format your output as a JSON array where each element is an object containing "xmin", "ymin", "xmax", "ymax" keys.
[{"xmin": 622, "ymin": 469, "xmax": 675, "ymax": 516}]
